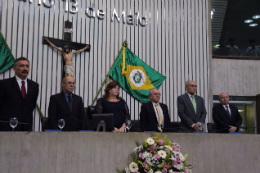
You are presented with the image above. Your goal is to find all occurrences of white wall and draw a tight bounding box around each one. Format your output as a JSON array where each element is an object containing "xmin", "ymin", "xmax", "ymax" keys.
[
  {"xmin": 0, "ymin": 0, "xmax": 210, "ymax": 131},
  {"xmin": 212, "ymin": 59, "xmax": 260, "ymax": 96}
]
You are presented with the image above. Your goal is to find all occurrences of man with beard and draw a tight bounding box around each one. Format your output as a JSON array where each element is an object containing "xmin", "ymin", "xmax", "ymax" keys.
[
  {"xmin": 44, "ymin": 38, "xmax": 89, "ymax": 77},
  {"xmin": 0, "ymin": 57, "xmax": 39, "ymax": 131}
]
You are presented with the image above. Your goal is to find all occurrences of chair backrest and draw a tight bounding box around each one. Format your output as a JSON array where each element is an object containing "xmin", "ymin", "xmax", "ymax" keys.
[
  {"xmin": 41, "ymin": 117, "xmax": 49, "ymax": 131},
  {"xmin": 86, "ymin": 106, "xmax": 96, "ymax": 120},
  {"xmin": 130, "ymin": 120, "xmax": 140, "ymax": 132},
  {"xmin": 207, "ymin": 123, "xmax": 216, "ymax": 133},
  {"xmin": 169, "ymin": 122, "xmax": 184, "ymax": 132}
]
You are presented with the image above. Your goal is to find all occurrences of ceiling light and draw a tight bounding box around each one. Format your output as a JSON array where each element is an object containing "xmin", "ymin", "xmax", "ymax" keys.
[
  {"xmin": 252, "ymin": 15, "xmax": 260, "ymax": 19},
  {"xmin": 249, "ymin": 23, "xmax": 258, "ymax": 27},
  {"xmin": 244, "ymin": 19, "xmax": 253, "ymax": 23}
]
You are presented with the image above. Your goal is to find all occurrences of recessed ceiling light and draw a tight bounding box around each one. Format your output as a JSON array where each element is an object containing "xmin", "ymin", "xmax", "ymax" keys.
[
  {"xmin": 252, "ymin": 15, "xmax": 260, "ymax": 19},
  {"xmin": 249, "ymin": 23, "xmax": 258, "ymax": 27},
  {"xmin": 244, "ymin": 19, "xmax": 253, "ymax": 23}
]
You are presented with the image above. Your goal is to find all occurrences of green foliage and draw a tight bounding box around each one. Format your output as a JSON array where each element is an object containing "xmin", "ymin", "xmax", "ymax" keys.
[{"xmin": 116, "ymin": 168, "xmax": 125, "ymax": 173}]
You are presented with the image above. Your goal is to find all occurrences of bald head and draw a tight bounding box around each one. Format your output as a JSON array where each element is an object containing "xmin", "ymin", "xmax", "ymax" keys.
[
  {"xmin": 218, "ymin": 92, "xmax": 229, "ymax": 105},
  {"xmin": 62, "ymin": 76, "xmax": 75, "ymax": 94}
]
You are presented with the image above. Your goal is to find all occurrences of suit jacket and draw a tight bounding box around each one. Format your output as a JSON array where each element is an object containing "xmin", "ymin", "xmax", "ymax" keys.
[
  {"xmin": 48, "ymin": 92, "xmax": 87, "ymax": 131},
  {"xmin": 0, "ymin": 77, "xmax": 39, "ymax": 131},
  {"xmin": 140, "ymin": 101, "xmax": 170, "ymax": 132},
  {"xmin": 213, "ymin": 104, "xmax": 242, "ymax": 133},
  {"xmin": 177, "ymin": 93, "xmax": 207, "ymax": 132}
]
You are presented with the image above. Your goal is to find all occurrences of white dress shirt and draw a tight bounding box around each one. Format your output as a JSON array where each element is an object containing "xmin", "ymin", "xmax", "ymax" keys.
[
  {"xmin": 151, "ymin": 102, "xmax": 164, "ymax": 126},
  {"xmin": 222, "ymin": 104, "xmax": 231, "ymax": 116},
  {"xmin": 15, "ymin": 76, "xmax": 28, "ymax": 93}
]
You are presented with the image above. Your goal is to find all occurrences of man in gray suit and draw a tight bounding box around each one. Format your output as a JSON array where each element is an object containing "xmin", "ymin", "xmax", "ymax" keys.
[{"xmin": 177, "ymin": 80, "xmax": 207, "ymax": 132}]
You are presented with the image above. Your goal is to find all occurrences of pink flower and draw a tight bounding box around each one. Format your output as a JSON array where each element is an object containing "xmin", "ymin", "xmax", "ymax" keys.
[
  {"xmin": 162, "ymin": 168, "xmax": 167, "ymax": 173},
  {"xmin": 139, "ymin": 153, "xmax": 144, "ymax": 159},
  {"xmin": 142, "ymin": 162, "xmax": 148, "ymax": 168},
  {"xmin": 172, "ymin": 156, "xmax": 181, "ymax": 166},
  {"xmin": 148, "ymin": 144, "xmax": 157, "ymax": 152},
  {"xmin": 172, "ymin": 145, "xmax": 180, "ymax": 152},
  {"xmin": 184, "ymin": 170, "xmax": 189, "ymax": 173},
  {"xmin": 154, "ymin": 153, "xmax": 161, "ymax": 159},
  {"xmin": 163, "ymin": 162, "xmax": 171, "ymax": 169},
  {"xmin": 158, "ymin": 140, "xmax": 164, "ymax": 145}
]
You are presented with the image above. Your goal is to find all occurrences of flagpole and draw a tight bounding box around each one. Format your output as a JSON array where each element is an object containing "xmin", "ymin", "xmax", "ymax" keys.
[{"xmin": 91, "ymin": 47, "xmax": 123, "ymax": 105}]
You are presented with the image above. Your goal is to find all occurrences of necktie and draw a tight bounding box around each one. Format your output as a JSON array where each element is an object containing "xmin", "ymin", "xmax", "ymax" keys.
[
  {"xmin": 21, "ymin": 81, "xmax": 26, "ymax": 99},
  {"xmin": 155, "ymin": 104, "xmax": 163, "ymax": 127},
  {"xmin": 191, "ymin": 95, "xmax": 196, "ymax": 113},
  {"xmin": 225, "ymin": 105, "xmax": 231, "ymax": 118},
  {"xmin": 68, "ymin": 95, "xmax": 73, "ymax": 112}
]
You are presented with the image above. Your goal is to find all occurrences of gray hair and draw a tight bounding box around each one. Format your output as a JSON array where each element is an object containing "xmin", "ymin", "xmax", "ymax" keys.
[
  {"xmin": 62, "ymin": 76, "xmax": 75, "ymax": 83},
  {"xmin": 185, "ymin": 80, "xmax": 196, "ymax": 87},
  {"xmin": 149, "ymin": 88, "xmax": 159, "ymax": 95},
  {"xmin": 13, "ymin": 57, "xmax": 30, "ymax": 67}
]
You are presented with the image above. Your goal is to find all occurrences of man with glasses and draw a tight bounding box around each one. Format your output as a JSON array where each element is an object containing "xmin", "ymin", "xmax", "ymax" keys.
[
  {"xmin": 213, "ymin": 92, "xmax": 242, "ymax": 133},
  {"xmin": 177, "ymin": 80, "xmax": 207, "ymax": 132},
  {"xmin": 48, "ymin": 76, "xmax": 87, "ymax": 131},
  {"xmin": 140, "ymin": 88, "xmax": 170, "ymax": 132}
]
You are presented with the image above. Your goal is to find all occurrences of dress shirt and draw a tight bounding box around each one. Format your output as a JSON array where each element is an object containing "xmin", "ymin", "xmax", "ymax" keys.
[
  {"xmin": 63, "ymin": 91, "xmax": 73, "ymax": 103},
  {"xmin": 187, "ymin": 92, "xmax": 200, "ymax": 128},
  {"xmin": 151, "ymin": 102, "xmax": 164, "ymax": 126},
  {"xmin": 222, "ymin": 104, "xmax": 231, "ymax": 116},
  {"xmin": 15, "ymin": 76, "xmax": 28, "ymax": 93}
]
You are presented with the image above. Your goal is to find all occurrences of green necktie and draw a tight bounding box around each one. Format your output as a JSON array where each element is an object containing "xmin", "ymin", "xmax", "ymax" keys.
[{"xmin": 191, "ymin": 95, "xmax": 196, "ymax": 113}]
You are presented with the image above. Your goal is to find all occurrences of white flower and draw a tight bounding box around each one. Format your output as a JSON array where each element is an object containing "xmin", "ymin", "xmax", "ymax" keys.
[
  {"xmin": 129, "ymin": 162, "xmax": 139, "ymax": 172},
  {"xmin": 178, "ymin": 152, "xmax": 185, "ymax": 161},
  {"xmin": 165, "ymin": 145, "xmax": 173, "ymax": 151},
  {"xmin": 146, "ymin": 138, "xmax": 155, "ymax": 145},
  {"xmin": 133, "ymin": 145, "xmax": 143, "ymax": 152},
  {"xmin": 144, "ymin": 151, "xmax": 153, "ymax": 158},
  {"xmin": 169, "ymin": 169, "xmax": 173, "ymax": 173},
  {"xmin": 158, "ymin": 150, "xmax": 167, "ymax": 159},
  {"xmin": 155, "ymin": 171, "xmax": 162, "ymax": 173},
  {"xmin": 125, "ymin": 166, "xmax": 130, "ymax": 173},
  {"xmin": 174, "ymin": 163, "xmax": 184, "ymax": 170},
  {"xmin": 169, "ymin": 154, "xmax": 176, "ymax": 161},
  {"xmin": 148, "ymin": 169, "xmax": 153, "ymax": 173},
  {"xmin": 146, "ymin": 158, "xmax": 154, "ymax": 166}
]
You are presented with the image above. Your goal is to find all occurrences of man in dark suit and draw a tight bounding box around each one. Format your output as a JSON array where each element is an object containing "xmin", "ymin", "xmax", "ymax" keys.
[
  {"xmin": 177, "ymin": 80, "xmax": 207, "ymax": 132},
  {"xmin": 213, "ymin": 92, "xmax": 242, "ymax": 133},
  {"xmin": 140, "ymin": 88, "xmax": 170, "ymax": 132},
  {"xmin": 0, "ymin": 57, "xmax": 39, "ymax": 131},
  {"xmin": 48, "ymin": 76, "xmax": 86, "ymax": 131}
]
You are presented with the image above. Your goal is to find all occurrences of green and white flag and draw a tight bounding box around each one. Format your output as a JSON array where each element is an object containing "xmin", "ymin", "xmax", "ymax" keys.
[
  {"xmin": 0, "ymin": 31, "xmax": 15, "ymax": 73},
  {"xmin": 109, "ymin": 42, "xmax": 166, "ymax": 103}
]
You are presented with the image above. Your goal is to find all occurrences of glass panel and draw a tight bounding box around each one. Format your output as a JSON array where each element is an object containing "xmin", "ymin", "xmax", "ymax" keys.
[{"xmin": 211, "ymin": 0, "xmax": 260, "ymax": 57}]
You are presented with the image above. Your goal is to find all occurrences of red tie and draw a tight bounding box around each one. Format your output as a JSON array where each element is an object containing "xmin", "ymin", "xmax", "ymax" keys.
[{"xmin": 21, "ymin": 81, "xmax": 26, "ymax": 99}]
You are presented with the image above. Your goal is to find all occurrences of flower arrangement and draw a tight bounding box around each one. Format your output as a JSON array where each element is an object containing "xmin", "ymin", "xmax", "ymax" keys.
[{"xmin": 117, "ymin": 134, "xmax": 192, "ymax": 173}]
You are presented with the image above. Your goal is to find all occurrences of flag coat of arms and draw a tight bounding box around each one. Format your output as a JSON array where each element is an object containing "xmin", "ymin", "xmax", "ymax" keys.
[{"xmin": 109, "ymin": 42, "xmax": 166, "ymax": 103}]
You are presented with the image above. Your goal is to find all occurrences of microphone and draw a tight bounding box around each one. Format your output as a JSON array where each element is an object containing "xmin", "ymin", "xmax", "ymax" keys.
[{"xmin": 0, "ymin": 120, "xmax": 32, "ymax": 132}]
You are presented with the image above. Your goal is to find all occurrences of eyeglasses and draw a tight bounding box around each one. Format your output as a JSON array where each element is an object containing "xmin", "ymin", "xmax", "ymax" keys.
[
  {"xmin": 189, "ymin": 85, "xmax": 197, "ymax": 88},
  {"xmin": 64, "ymin": 82, "xmax": 76, "ymax": 86},
  {"xmin": 153, "ymin": 93, "xmax": 161, "ymax": 96}
]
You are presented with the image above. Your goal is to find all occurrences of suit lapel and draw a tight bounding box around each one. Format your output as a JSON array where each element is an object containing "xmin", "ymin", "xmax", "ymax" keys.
[
  {"xmin": 11, "ymin": 77, "xmax": 24, "ymax": 100},
  {"xmin": 185, "ymin": 93, "xmax": 195, "ymax": 114},
  {"xmin": 220, "ymin": 104, "xmax": 231, "ymax": 119},
  {"xmin": 60, "ymin": 92, "xmax": 72, "ymax": 114},
  {"xmin": 25, "ymin": 79, "xmax": 33, "ymax": 101},
  {"xmin": 149, "ymin": 102, "xmax": 158, "ymax": 122}
]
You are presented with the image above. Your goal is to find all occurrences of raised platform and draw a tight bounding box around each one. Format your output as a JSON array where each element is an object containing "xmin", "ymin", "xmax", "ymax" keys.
[{"xmin": 0, "ymin": 132, "xmax": 259, "ymax": 173}]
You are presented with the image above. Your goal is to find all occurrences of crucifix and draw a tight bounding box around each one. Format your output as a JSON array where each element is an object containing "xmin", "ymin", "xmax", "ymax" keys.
[{"xmin": 43, "ymin": 20, "xmax": 90, "ymax": 77}]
